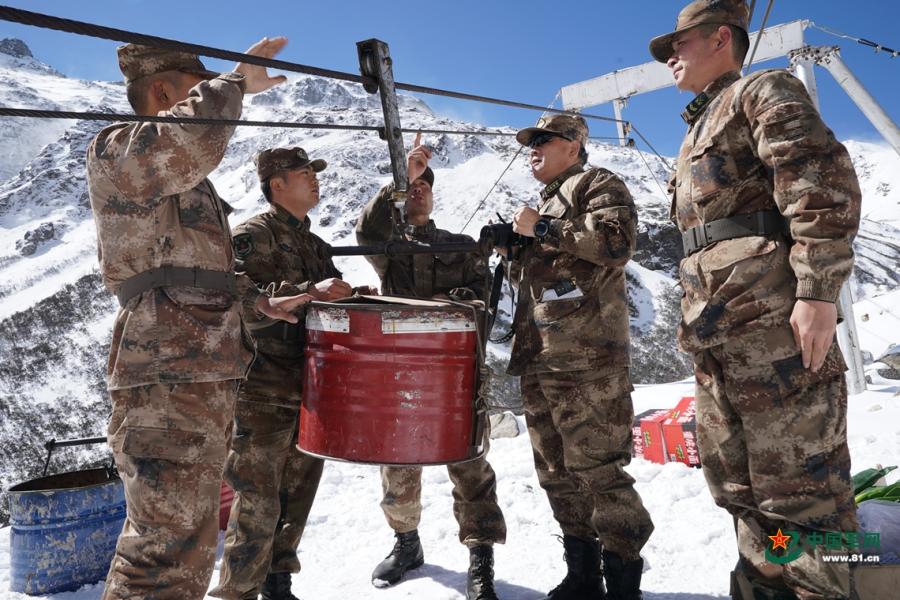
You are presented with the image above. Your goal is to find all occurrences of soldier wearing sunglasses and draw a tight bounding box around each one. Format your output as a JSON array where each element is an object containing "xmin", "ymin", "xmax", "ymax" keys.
[{"xmin": 500, "ymin": 115, "xmax": 653, "ymax": 600}]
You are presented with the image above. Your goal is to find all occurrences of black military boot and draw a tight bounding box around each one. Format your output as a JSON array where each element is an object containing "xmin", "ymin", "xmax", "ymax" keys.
[
  {"xmin": 543, "ymin": 535, "xmax": 606, "ymax": 599},
  {"xmin": 259, "ymin": 571, "xmax": 300, "ymax": 600},
  {"xmin": 371, "ymin": 529, "xmax": 425, "ymax": 587},
  {"xmin": 602, "ymin": 550, "xmax": 643, "ymax": 600},
  {"xmin": 467, "ymin": 545, "xmax": 499, "ymax": 600}
]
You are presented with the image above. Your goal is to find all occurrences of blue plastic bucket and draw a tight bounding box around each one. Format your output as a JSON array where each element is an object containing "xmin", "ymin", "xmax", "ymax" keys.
[{"xmin": 7, "ymin": 467, "xmax": 125, "ymax": 595}]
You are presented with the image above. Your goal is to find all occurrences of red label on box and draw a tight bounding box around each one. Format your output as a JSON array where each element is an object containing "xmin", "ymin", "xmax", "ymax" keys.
[
  {"xmin": 663, "ymin": 397, "xmax": 700, "ymax": 467},
  {"xmin": 633, "ymin": 408, "xmax": 671, "ymax": 464}
]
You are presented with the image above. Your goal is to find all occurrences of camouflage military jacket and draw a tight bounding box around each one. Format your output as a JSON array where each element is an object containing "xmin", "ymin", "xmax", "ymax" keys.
[
  {"xmin": 232, "ymin": 204, "xmax": 343, "ymax": 407},
  {"xmin": 86, "ymin": 73, "xmax": 260, "ymax": 390},
  {"xmin": 356, "ymin": 184, "xmax": 488, "ymax": 300},
  {"xmin": 507, "ymin": 164, "xmax": 637, "ymax": 376},
  {"xmin": 671, "ymin": 69, "xmax": 861, "ymax": 352}
]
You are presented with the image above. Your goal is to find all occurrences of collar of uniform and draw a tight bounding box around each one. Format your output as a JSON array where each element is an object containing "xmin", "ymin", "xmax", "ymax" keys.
[
  {"xmin": 271, "ymin": 203, "xmax": 310, "ymax": 232},
  {"xmin": 681, "ymin": 70, "xmax": 741, "ymax": 124},
  {"xmin": 405, "ymin": 220, "xmax": 437, "ymax": 239},
  {"xmin": 540, "ymin": 164, "xmax": 585, "ymax": 201}
]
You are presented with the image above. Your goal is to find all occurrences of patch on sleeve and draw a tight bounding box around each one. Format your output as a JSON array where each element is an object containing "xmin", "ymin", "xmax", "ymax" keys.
[{"xmin": 233, "ymin": 233, "xmax": 254, "ymax": 259}]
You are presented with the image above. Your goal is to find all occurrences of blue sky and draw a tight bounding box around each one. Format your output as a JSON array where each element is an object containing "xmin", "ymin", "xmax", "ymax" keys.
[{"xmin": 1, "ymin": 0, "xmax": 898, "ymax": 156}]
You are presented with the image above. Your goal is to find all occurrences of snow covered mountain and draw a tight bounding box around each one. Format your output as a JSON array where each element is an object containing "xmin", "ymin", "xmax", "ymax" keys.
[{"xmin": 0, "ymin": 38, "xmax": 898, "ymax": 526}]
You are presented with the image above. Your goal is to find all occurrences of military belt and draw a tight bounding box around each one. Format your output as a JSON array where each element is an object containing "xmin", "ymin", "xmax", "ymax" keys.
[
  {"xmin": 115, "ymin": 266, "xmax": 238, "ymax": 306},
  {"xmin": 682, "ymin": 209, "xmax": 785, "ymax": 257},
  {"xmin": 252, "ymin": 321, "xmax": 304, "ymax": 343}
]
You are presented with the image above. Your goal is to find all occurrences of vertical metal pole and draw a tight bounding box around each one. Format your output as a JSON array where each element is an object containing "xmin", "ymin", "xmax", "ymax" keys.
[
  {"xmin": 357, "ymin": 39, "xmax": 409, "ymax": 223},
  {"xmin": 613, "ymin": 98, "xmax": 628, "ymax": 147},
  {"xmin": 791, "ymin": 46, "xmax": 868, "ymax": 395},
  {"xmin": 837, "ymin": 285, "xmax": 868, "ymax": 395},
  {"xmin": 793, "ymin": 58, "xmax": 820, "ymax": 112},
  {"xmin": 818, "ymin": 47, "xmax": 900, "ymax": 156}
]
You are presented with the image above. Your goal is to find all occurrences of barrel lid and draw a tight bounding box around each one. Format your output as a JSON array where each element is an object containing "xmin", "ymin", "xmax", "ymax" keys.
[
  {"xmin": 327, "ymin": 295, "xmax": 457, "ymax": 308},
  {"xmin": 7, "ymin": 467, "xmax": 120, "ymax": 494},
  {"xmin": 313, "ymin": 295, "xmax": 483, "ymax": 312}
]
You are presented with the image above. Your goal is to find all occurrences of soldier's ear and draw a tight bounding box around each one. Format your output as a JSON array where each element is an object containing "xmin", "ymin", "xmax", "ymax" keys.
[
  {"xmin": 716, "ymin": 25, "xmax": 732, "ymax": 51},
  {"xmin": 567, "ymin": 139, "xmax": 580, "ymax": 160},
  {"xmin": 149, "ymin": 77, "xmax": 171, "ymax": 107}
]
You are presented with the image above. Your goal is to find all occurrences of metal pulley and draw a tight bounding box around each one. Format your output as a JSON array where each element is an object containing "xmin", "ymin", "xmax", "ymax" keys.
[{"xmin": 357, "ymin": 39, "xmax": 409, "ymax": 229}]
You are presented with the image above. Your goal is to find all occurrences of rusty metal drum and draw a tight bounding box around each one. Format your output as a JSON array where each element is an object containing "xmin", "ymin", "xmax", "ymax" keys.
[{"xmin": 298, "ymin": 297, "xmax": 481, "ymax": 465}]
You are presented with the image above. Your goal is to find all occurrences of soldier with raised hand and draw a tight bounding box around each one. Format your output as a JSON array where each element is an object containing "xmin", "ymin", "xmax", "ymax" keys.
[
  {"xmin": 504, "ymin": 114, "xmax": 653, "ymax": 600},
  {"xmin": 356, "ymin": 133, "xmax": 507, "ymax": 600},
  {"xmin": 649, "ymin": 1, "xmax": 862, "ymax": 598},
  {"xmin": 87, "ymin": 39, "xmax": 311, "ymax": 600},
  {"xmin": 210, "ymin": 147, "xmax": 371, "ymax": 600}
]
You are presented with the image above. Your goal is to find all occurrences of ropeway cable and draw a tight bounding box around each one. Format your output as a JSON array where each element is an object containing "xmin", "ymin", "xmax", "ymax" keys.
[
  {"xmin": 459, "ymin": 91, "xmax": 561, "ymax": 234},
  {"xmin": 0, "ymin": 5, "xmax": 676, "ymax": 186},
  {"xmin": 0, "ymin": 5, "xmax": 625, "ymax": 126},
  {"xmin": 0, "ymin": 5, "xmax": 677, "ymax": 215},
  {"xmin": 744, "ymin": 0, "xmax": 775, "ymax": 70},
  {"xmin": 0, "ymin": 107, "xmax": 625, "ymax": 140},
  {"xmin": 810, "ymin": 23, "xmax": 899, "ymax": 59}
]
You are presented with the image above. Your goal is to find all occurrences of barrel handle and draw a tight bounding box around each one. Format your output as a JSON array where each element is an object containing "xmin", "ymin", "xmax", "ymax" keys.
[{"xmin": 42, "ymin": 436, "xmax": 109, "ymax": 477}]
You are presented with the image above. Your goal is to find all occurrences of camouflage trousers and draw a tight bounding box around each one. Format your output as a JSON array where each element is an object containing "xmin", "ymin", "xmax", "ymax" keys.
[
  {"xmin": 211, "ymin": 400, "xmax": 324, "ymax": 600},
  {"xmin": 380, "ymin": 445, "xmax": 507, "ymax": 546},
  {"xmin": 102, "ymin": 380, "xmax": 237, "ymax": 600},
  {"xmin": 521, "ymin": 367, "xmax": 654, "ymax": 560},
  {"xmin": 693, "ymin": 325, "xmax": 858, "ymax": 600}
]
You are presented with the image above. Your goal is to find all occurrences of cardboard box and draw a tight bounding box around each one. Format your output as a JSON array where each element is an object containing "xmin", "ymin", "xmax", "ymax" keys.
[
  {"xmin": 663, "ymin": 396, "xmax": 700, "ymax": 467},
  {"xmin": 633, "ymin": 408, "xmax": 671, "ymax": 465}
]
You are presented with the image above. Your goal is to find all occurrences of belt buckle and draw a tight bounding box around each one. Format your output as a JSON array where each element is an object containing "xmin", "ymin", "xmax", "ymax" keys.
[
  {"xmin": 701, "ymin": 222, "xmax": 713, "ymax": 247},
  {"xmin": 681, "ymin": 230, "xmax": 693, "ymax": 256},
  {"xmin": 683, "ymin": 225, "xmax": 704, "ymax": 256}
]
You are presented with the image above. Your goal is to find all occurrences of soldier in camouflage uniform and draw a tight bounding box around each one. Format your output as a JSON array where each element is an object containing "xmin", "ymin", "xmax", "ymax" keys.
[
  {"xmin": 503, "ymin": 114, "xmax": 653, "ymax": 600},
  {"xmin": 356, "ymin": 135, "xmax": 507, "ymax": 600},
  {"xmin": 211, "ymin": 147, "xmax": 371, "ymax": 599},
  {"xmin": 86, "ymin": 42, "xmax": 312, "ymax": 600},
  {"xmin": 650, "ymin": 1, "xmax": 862, "ymax": 598}
]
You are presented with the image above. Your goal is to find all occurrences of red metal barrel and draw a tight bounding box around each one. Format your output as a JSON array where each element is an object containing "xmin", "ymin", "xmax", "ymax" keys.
[
  {"xmin": 299, "ymin": 298, "xmax": 479, "ymax": 465},
  {"xmin": 219, "ymin": 481, "xmax": 234, "ymax": 530}
]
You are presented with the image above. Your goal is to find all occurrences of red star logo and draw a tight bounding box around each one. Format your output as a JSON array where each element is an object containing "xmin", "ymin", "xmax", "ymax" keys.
[{"xmin": 769, "ymin": 528, "xmax": 791, "ymax": 551}]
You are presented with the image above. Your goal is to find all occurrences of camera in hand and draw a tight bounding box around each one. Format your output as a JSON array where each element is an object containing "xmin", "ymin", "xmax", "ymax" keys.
[{"xmin": 479, "ymin": 222, "xmax": 533, "ymax": 252}]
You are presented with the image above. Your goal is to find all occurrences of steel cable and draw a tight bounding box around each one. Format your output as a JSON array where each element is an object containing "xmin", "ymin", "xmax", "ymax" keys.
[
  {"xmin": 744, "ymin": 0, "xmax": 775, "ymax": 70},
  {"xmin": 1, "ymin": 107, "xmax": 625, "ymax": 139},
  {"xmin": 0, "ymin": 5, "xmax": 625, "ymax": 125},
  {"xmin": 810, "ymin": 23, "xmax": 899, "ymax": 59}
]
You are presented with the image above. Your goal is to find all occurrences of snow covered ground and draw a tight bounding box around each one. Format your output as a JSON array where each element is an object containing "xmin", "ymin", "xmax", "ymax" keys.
[{"xmin": 0, "ymin": 290, "xmax": 897, "ymax": 600}]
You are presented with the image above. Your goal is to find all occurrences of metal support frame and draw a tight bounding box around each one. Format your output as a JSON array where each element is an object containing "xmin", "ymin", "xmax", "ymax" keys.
[
  {"xmin": 613, "ymin": 98, "xmax": 629, "ymax": 146},
  {"xmin": 792, "ymin": 56, "xmax": 820, "ymax": 111},
  {"xmin": 836, "ymin": 284, "xmax": 868, "ymax": 395},
  {"xmin": 357, "ymin": 39, "xmax": 409, "ymax": 225},
  {"xmin": 561, "ymin": 20, "xmax": 809, "ymax": 113},
  {"xmin": 790, "ymin": 45, "xmax": 900, "ymax": 156}
]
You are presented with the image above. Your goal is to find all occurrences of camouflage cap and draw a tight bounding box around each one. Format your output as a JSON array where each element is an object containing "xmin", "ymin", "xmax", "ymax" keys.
[
  {"xmin": 649, "ymin": 0, "xmax": 750, "ymax": 63},
  {"xmin": 416, "ymin": 166, "xmax": 435, "ymax": 188},
  {"xmin": 117, "ymin": 44, "xmax": 220, "ymax": 85},
  {"xmin": 516, "ymin": 114, "xmax": 588, "ymax": 147},
  {"xmin": 255, "ymin": 147, "xmax": 327, "ymax": 181}
]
